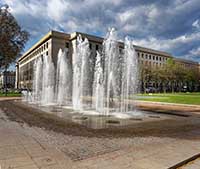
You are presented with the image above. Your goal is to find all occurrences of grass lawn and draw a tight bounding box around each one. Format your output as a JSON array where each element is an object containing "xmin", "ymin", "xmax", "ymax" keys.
[
  {"xmin": 136, "ymin": 93, "xmax": 200, "ymax": 105},
  {"xmin": 0, "ymin": 92, "xmax": 21, "ymax": 97}
]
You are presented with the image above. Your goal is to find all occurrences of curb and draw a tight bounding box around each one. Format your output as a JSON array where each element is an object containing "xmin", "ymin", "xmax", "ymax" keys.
[
  {"xmin": 135, "ymin": 100, "xmax": 200, "ymax": 108},
  {"xmin": 168, "ymin": 153, "xmax": 200, "ymax": 169}
]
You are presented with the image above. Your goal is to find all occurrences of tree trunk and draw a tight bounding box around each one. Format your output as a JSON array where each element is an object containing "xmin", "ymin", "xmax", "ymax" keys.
[
  {"xmin": 163, "ymin": 82, "xmax": 166, "ymax": 93},
  {"xmin": 171, "ymin": 82, "xmax": 174, "ymax": 93}
]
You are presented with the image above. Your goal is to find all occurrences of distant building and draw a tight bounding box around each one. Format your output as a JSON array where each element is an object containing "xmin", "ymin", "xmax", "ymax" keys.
[
  {"xmin": 174, "ymin": 58, "xmax": 199, "ymax": 70},
  {"xmin": 0, "ymin": 71, "xmax": 16, "ymax": 89},
  {"xmin": 199, "ymin": 63, "xmax": 200, "ymax": 73},
  {"xmin": 16, "ymin": 30, "xmax": 200, "ymax": 91}
]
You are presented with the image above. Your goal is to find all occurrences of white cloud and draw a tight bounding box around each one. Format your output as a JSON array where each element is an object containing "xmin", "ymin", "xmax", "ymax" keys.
[
  {"xmin": 47, "ymin": 0, "xmax": 71, "ymax": 22},
  {"xmin": 190, "ymin": 47, "xmax": 200, "ymax": 56},
  {"xmin": 132, "ymin": 31, "xmax": 200, "ymax": 52},
  {"xmin": 192, "ymin": 20, "xmax": 200, "ymax": 29}
]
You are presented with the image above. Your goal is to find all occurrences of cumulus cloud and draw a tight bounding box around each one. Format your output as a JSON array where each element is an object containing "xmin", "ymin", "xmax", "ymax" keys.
[
  {"xmin": 190, "ymin": 47, "xmax": 200, "ymax": 56},
  {"xmin": 132, "ymin": 32, "xmax": 200, "ymax": 51},
  {"xmin": 192, "ymin": 20, "xmax": 200, "ymax": 29},
  {"xmin": 47, "ymin": 0, "xmax": 71, "ymax": 22},
  {"xmin": 1, "ymin": 0, "xmax": 200, "ymax": 62}
]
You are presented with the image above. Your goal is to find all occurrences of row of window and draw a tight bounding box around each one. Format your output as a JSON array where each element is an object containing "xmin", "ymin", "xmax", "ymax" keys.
[
  {"xmin": 20, "ymin": 42, "xmax": 49, "ymax": 65},
  {"xmin": 137, "ymin": 52, "xmax": 167, "ymax": 62},
  {"xmin": 139, "ymin": 60, "xmax": 164, "ymax": 67},
  {"xmin": 2, "ymin": 76, "xmax": 15, "ymax": 82},
  {"xmin": 31, "ymin": 42, "xmax": 48, "ymax": 57},
  {"xmin": 0, "ymin": 76, "xmax": 15, "ymax": 82},
  {"xmin": 87, "ymin": 43, "xmax": 168, "ymax": 63},
  {"xmin": 19, "ymin": 61, "xmax": 34, "ymax": 81}
]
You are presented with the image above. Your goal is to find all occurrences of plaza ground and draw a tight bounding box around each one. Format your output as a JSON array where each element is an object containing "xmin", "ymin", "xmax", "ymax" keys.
[{"xmin": 0, "ymin": 98, "xmax": 200, "ymax": 168}]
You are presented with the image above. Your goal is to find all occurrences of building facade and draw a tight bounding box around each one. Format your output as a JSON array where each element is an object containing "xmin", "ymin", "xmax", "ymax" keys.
[
  {"xmin": 0, "ymin": 71, "xmax": 16, "ymax": 89},
  {"xmin": 16, "ymin": 30, "xmax": 200, "ymax": 91}
]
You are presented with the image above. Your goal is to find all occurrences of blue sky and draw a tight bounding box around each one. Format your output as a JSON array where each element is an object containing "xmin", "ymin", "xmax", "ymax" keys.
[{"xmin": 1, "ymin": 0, "xmax": 200, "ymax": 65}]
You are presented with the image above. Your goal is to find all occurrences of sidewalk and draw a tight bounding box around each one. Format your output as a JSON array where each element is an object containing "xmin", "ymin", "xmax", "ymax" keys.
[{"xmin": 0, "ymin": 111, "xmax": 73, "ymax": 169}]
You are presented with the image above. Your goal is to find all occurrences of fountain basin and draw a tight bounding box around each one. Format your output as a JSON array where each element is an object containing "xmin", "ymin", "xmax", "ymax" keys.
[{"xmin": 61, "ymin": 106, "xmax": 171, "ymax": 129}]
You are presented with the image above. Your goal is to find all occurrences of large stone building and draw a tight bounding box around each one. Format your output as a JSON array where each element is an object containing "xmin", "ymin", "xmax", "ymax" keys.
[{"xmin": 16, "ymin": 30, "xmax": 200, "ymax": 91}]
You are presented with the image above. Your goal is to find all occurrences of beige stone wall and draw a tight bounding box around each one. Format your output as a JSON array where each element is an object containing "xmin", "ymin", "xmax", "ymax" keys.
[
  {"xmin": 18, "ymin": 38, "xmax": 53, "ymax": 89},
  {"xmin": 51, "ymin": 37, "xmax": 70, "ymax": 66}
]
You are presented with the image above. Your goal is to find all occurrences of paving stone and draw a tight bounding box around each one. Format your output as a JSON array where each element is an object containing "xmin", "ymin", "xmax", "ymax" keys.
[
  {"xmin": 33, "ymin": 156, "xmax": 57, "ymax": 168},
  {"xmin": 40, "ymin": 164, "xmax": 67, "ymax": 169},
  {"xmin": 13, "ymin": 165, "xmax": 39, "ymax": 169},
  {"xmin": 0, "ymin": 145, "xmax": 27, "ymax": 160},
  {"xmin": 3, "ymin": 156, "xmax": 35, "ymax": 168},
  {"xmin": 24, "ymin": 145, "xmax": 49, "ymax": 158}
]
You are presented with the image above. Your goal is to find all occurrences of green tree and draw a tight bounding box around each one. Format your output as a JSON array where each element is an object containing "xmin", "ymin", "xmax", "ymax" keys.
[
  {"xmin": 139, "ymin": 64, "xmax": 153, "ymax": 93},
  {"xmin": 0, "ymin": 5, "xmax": 29, "ymax": 95},
  {"xmin": 184, "ymin": 68, "xmax": 199, "ymax": 92}
]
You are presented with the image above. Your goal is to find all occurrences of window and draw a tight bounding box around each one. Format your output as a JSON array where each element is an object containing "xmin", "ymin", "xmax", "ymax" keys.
[
  {"xmin": 96, "ymin": 44, "xmax": 99, "ymax": 51},
  {"xmin": 89, "ymin": 43, "xmax": 92, "ymax": 49},
  {"xmin": 141, "ymin": 53, "xmax": 144, "ymax": 58},
  {"xmin": 137, "ymin": 52, "xmax": 140, "ymax": 57},
  {"xmin": 160, "ymin": 57, "xmax": 161, "ymax": 61},
  {"xmin": 46, "ymin": 42, "xmax": 48, "ymax": 48},
  {"xmin": 156, "ymin": 56, "xmax": 158, "ymax": 61},
  {"xmin": 153, "ymin": 56, "xmax": 155, "ymax": 60},
  {"xmin": 66, "ymin": 42, "xmax": 69, "ymax": 48},
  {"xmin": 149, "ymin": 55, "xmax": 151, "ymax": 59},
  {"xmin": 46, "ymin": 51, "xmax": 48, "ymax": 56},
  {"xmin": 145, "ymin": 54, "xmax": 148, "ymax": 59}
]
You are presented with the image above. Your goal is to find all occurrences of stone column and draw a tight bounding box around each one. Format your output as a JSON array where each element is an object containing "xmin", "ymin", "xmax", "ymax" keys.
[{"xmin": 15, "ymin": 63, "xmax": 19, "ymax": 89}]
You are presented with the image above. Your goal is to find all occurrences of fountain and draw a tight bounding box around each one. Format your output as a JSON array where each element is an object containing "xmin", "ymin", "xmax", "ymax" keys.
[
  {"xmin": 120, "ymin": 37, "xmax": 138, "ymax": 113},
  {"xmin": 103, "ymin": 28, "xmax": 122, "ymax": 115},
  {"xmin": 32, "ymin": 56, "xmax": 43, "ymax": 103},
  {"xmin": 23, "ymin": 28, "xmax": 139, "ymax": 119},
  {"xmin": 23, "ymin": 54, "xmax": 56, "ymax": 106},
  {"xmin": 41, "ymin": 54, "xmax": 55, "ymax": 105},
  {"xmin": 72, "ymin": 35, "xmax": 91, "ymax": 111},
  {"xmin": 92, "ymin": 51, "xmax": 104, "ymax": 113},
  {"xmin": 56, "ymin": 48, "xmax": 72, "ymax": 105}
]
